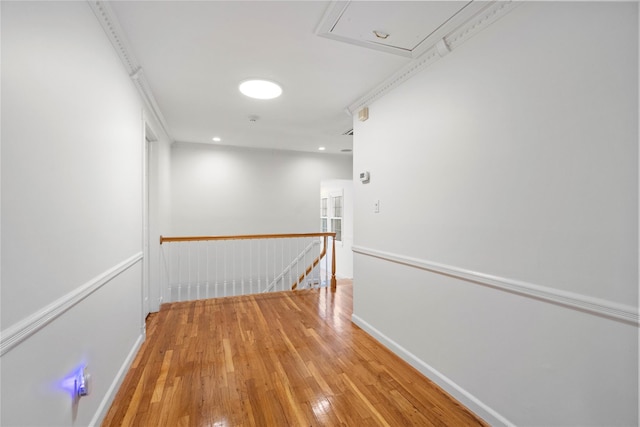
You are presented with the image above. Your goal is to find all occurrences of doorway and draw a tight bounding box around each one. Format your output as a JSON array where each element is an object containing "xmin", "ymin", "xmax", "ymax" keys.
[{"xmin": 320, "ymin": 179, "xmax": 354, "ymax": 279}]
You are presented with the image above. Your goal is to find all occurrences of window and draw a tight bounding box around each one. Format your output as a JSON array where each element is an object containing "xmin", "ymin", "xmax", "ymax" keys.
[
  {"xmin": 330, "ymin": 195, "xmax": 342, "ymax": 242},
  {"xmin": 320, "ymin": 192, "xmax": 343, "ymax": 243},
  {"xmin": 332, "ymin": 195, "xmax": 342, "ymax": 217}
]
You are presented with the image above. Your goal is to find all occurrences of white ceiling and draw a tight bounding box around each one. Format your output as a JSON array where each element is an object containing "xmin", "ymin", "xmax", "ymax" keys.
[{"xmin": 109, "ymin": 1, "xmax": 476, "ymax": 154}]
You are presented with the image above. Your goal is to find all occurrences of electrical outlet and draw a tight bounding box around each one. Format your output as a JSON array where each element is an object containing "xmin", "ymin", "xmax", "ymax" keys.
[{"xmin": 76, "ymin": 367, "xmax": 91, "ymax": 397}]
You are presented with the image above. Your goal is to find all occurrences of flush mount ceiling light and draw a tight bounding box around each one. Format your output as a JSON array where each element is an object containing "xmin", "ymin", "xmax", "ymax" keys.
[
  {"xmin": 318, "ymin": 147, "xmax": 326, "ymax": 151},
  {"xmin": 239, "ymin": 79, "xmax": 282, "ymax": 100},
  {"xmin": 212, "ymin": 136, "xmax": 221, "ymax": 142}
]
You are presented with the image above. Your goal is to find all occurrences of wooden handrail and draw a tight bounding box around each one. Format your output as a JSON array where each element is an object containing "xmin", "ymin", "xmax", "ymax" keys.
[
  {"xmin": 292, "ymin": 235, "xmax": 336, "ymax": 291},
  {"xmin": 160, "ymin": 232, "xmax": 338, "ymax": 292},
  {"xmin": 160, "ymin": 232, "xmax": 336, "ymax": 244},
  {"xmin": 292, "ymin": 236, "xmax": 328, "ymax": 290}
]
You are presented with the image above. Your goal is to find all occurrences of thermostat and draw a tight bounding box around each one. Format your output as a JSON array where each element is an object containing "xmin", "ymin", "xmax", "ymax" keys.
[{"xmin": 359, "ymin": 171, "xmax": 370, "ymax": 183}]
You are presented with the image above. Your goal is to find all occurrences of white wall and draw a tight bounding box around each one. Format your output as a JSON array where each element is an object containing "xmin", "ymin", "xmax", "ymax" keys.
[
  {"xmin": 352, "ymin": 2, "xmax": 638, "ymax": 426},
  {"xmin": 1, "ymin": 2, "xmax": 147, "ymax": 425},
  {"xmin": 170, "ymin": 142, "xmax": 352, "ymax": 235}
]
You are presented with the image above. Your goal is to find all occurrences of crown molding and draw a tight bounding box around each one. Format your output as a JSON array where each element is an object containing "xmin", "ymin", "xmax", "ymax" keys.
[
  {"xmin": 347, "ymin": 0, "xmax": 521, "ymax": 115},
  {"xmin": 87, "ymin": 1, "xmax": 172, "ymax": 141}
]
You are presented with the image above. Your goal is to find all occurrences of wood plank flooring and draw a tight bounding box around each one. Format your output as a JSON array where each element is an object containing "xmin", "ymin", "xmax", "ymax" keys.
[{"xmin": 102, "ymin": 280, "xmax": 487, "ymax": 426}]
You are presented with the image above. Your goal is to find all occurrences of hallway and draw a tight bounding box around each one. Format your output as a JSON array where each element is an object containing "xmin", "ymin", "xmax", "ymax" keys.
[{"xmin": 102, "ymin": 280, "xmax": 485, "ymax": 426}]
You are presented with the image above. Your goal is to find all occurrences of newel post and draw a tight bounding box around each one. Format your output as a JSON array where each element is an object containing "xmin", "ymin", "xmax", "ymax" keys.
[{"xmin": 331, "ymin": 235, "xmax": 337, "ymax": 292}]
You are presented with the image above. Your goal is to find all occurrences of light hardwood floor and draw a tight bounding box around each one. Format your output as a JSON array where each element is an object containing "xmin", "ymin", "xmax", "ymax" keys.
[{"xmin": 102, "ymin": 280, "xmax": 487, "ymax": 426}]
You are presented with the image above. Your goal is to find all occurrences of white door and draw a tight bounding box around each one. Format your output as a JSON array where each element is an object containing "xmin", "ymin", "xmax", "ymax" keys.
[{"xmin": 320, "ymin": 180, "xmax": 354, "ymax": 279}]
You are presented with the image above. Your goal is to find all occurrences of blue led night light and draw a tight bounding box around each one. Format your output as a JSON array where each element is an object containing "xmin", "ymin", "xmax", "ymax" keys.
[{"xmin": 57, "ymin": 364, "xmax": 88, "ymax": 399}]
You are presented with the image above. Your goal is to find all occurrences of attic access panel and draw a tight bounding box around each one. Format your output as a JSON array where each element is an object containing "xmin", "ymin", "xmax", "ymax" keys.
[{"xmin": 316, "ymin": 1, "xmax": 476, "ymax": 58}]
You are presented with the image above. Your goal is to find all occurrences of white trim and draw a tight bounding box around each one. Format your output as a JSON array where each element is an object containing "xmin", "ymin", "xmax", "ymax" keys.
[
  {"xmin": 444, "ymin": 0, "xmax": 519, "ymax": 52},
  {"xmin": 637, "ymin": 6, "xmax": 640, "ymax": 425},
  {"xmin": 142, "ymin": 111, "xmax": 150, "ymax": 325},
  {"xmin": 87, "ymin": 0, "xmax": 172, "ymax": 141},
  {"xmin": 346, "ymin": 0, "xmax": 521, "ymax": 115},
  {"xmin": 89, "ymin": 333, "xmax": 144, "ymax": 427},
  {"xmin": 352, "ymin": 245, "xmax": 639, "ymax": 326},
  {"xmin": 0, "ymin": 252, "xmax": 144, "ymax": 356},
  {"xmin": 351, "ymin": 313, "xmax": 515, "ymax": 427}
]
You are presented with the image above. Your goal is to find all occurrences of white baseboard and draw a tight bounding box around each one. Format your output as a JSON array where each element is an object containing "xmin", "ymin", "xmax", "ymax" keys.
[
  {"xmin": 89, "ymin": 333, "xmax": 145, "ymax": 427},
  {"xmin": 351, "ymin": 313, "xmax": 515, "ymax": 427}
]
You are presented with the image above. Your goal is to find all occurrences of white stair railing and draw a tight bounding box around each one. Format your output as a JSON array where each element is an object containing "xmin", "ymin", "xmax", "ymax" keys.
[
  {"xmin": 159, "ymin": 233, "xmax": 336, "ymax": 303},
  {"xmin": 263, "ymin": 240, "xmax": 319, "ymax": 293}
]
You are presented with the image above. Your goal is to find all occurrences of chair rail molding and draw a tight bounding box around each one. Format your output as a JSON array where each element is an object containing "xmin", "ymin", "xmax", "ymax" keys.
[
  {"xmin": 0, "ymin": 252, "xmax": 144, "ymax": 356},
  {"xmin": 352, "ymin": 245, "xmax": 639, "ymax": 326}
]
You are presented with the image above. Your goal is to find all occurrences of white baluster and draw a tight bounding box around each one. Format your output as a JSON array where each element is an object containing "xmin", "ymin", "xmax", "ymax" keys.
[
  {"xmin": 159, "ymin": 243, "xmax": 163, "ymax": 305},
  {"xmin": 238, "ymin": 240, "xmax": 242, "ymax": 295},
  {"xmin": 196, "ymin": 241, "xmax": 200, "ymax": 301},
  {"xmin": 265, "ymin": 239, "xmax": 268, "ymax": 293},
  {"xmin": 189, "ymin": 242, "xmax": 193, "ymax": 301},
  {"xmin": 164, "ymin": 243, "xmax": 168, "ymax": 302},
  {"xmin": 303, "ymin": 238, "xmax": 307, "ymax": 289},
  {"xmin": 223, "ymin": 240, "xmax": 227, "ymax": 297},
  {"xmin": 319, "ymin": 239, "xmax": 322, "ymax": 287},
  {"xmin": 287, "ymin": 238, "xmax": 291, "ymax": 290},
  {"xmin": 229, "ymin": 240, "xmax": 236, "ymax": 295},
  {"xmin": 214, "ymin": 241, "xmax": 218, "ymax": 298},
  {"xmin": 311, "ymin": 238, "xmax": 315, "ymax": 288},
  {"xmin": 178, "ymin": 242, "xmax": 183, "ymax": 302},
  {"xmin": 205, "ymin": 241, "xmax": 209, "ymax": 299}
]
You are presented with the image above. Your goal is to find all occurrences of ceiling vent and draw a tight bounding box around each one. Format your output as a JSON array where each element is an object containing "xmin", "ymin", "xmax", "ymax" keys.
[{"xmin": 343, "ymin": 128, "xmax": 354, "ymax": 136}]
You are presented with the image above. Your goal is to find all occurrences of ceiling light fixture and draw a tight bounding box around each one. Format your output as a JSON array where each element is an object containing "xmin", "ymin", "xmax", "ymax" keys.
[
  {"xmin": 239, "ymin": 79, "xmax": 282, "ymax": 100},
  {"xmin": 212, "ymin": 137, "xmax": 222, "ymax": 142},
  {"xmin": 318, "ymin": 147, "xmax": 326, "ymax": 151}
]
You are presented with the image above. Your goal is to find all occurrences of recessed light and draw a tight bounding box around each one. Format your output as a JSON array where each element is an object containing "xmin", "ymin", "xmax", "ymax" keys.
[
  {"xmin": 318, "ymin": 147, "xmax": 326, "ymax": 151},
  {"xmin": 239, "ymin": 79, "xmax": 282, "ymax": 100},
  {"xmin": 212, "ymin": 137, "xmax": 222, "ymax": 142}
]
